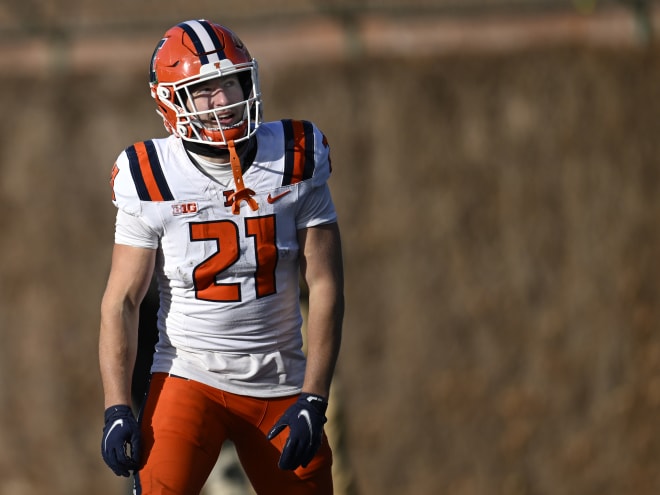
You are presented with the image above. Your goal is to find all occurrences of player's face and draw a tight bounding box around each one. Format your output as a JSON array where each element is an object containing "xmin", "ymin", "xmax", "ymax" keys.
[{"xmin": 187, "ymin": 75, "xmax": 245, "ymax": 128}]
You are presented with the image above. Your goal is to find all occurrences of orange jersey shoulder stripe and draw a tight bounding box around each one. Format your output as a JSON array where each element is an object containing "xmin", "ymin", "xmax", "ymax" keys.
[
  {"xmin": 282, "ymin": 119, "xmax": 315, "ymax": 186},
  {"xmin": 126, "ymin": 141, "xmax": 174, "ymax": 202}
]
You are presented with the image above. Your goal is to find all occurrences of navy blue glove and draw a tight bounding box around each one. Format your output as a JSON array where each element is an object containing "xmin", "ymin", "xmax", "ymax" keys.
[
  {"xmin": 267, "ymin": 393, "xmax": 328, "ymax": 470},
  {"xmin": 101, "ymin": 405, "xmax": 141, "ymax": 477}
]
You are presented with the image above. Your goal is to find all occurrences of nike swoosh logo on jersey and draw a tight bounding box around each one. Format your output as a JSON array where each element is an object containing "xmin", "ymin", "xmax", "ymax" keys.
[
  {"xmin": 104, "ymin": 418, "xmax": 124, "ymax": 451},
  {"xmin": 267, "ymin": 190, "xmax": 292, "ymax": 204},
  {"xmin": 298, "ymin": 409, "xmax": 314, "ymax": 445}
]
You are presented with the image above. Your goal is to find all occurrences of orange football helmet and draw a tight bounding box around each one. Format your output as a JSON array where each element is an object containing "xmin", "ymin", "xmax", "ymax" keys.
[{"xmin": 149, "ymin": 20, "xmax": 262, "ymax": 147}]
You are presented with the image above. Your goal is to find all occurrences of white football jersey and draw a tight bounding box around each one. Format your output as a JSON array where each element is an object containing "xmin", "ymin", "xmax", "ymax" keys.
[{"xmin": 110, "ymin": 120, "xmax": 337, "ymax": 398}]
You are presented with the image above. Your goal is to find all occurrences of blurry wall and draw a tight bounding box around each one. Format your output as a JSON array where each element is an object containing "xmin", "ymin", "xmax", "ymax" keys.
[{"xmin": 0, "ymin": 3, "xmax": 660, "ymax": 495}]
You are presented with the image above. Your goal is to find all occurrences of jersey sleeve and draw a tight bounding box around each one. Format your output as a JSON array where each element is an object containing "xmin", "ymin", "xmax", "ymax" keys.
[
  {"xmin": 115, "ymin": 209, "xmax": 159, "ymax": 249},
  {"xmin": 296, "ymin": 183, "xmax": 337, "ymax": 229},
  {"xmin": 110, "ymin": 150, "xmax": 143, "ymax": 216},
  {"xmin": 295, "ymin": 124, "xmax": 337, "ymax": 228},
  {"xmin": 109, "ymin": 147, "xmax": 160, "ymax": 248},
  {"xmin": 310, "ymin": 123, "xmax": 333, "ymax": 188}
]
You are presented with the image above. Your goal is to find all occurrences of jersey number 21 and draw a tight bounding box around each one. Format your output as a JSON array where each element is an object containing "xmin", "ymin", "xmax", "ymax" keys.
[{"xmin": 189, "ymin": 215, "xmax": 277, "ymax": 302}]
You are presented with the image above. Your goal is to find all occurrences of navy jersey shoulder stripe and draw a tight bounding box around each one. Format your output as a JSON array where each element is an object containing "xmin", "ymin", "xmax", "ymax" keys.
[
  {"xmin": 301, "ymin": 120, "xmax": 316, "ymax": 180},
  {"xmin": 282, "ymin": 119, "xmax": 316, "ymax": 186},
  {"xmin": 125, "ymin": 145, "xmax": 148, "ymax": 200},
  {"xmin": 144, "ymin": 140, "xmax": 174, "ymax": 201},
  {"xmin": 126, "ymin": 140, "xmax": 174, "ymax": 202}
]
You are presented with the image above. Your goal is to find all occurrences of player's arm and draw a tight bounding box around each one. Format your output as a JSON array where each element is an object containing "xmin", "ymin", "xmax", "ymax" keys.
[
  {"xmin": 99, "ymin": 243, "xmax": 156, "ymax": 408},
  {"xmin": 298, "ymin": 221, "xmax": 344, "ymax": 399},
  {"xmin": 267, "ymin": 221, "xmax": 344, "ymax": 470}
]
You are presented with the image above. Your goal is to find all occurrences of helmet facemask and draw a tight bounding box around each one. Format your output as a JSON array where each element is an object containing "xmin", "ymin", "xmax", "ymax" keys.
[{"xmin": 154, "ymin": 60, "xmax": 261, "ymax": 148}]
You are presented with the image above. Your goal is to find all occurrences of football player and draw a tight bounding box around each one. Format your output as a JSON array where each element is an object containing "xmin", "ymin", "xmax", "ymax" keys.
[{"xmin": 99, "ymin": 19, "xmax": 344, "ymax": 495}]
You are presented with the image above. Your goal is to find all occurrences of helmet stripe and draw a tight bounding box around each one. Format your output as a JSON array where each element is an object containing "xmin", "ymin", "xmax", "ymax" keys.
[
  {"xmin": 198, "ymin": 21, "xmax": 226, "ymax": 56},
  {"xmin": 178, "ymin": 20, "xmax": 225, "ymax": 66}
]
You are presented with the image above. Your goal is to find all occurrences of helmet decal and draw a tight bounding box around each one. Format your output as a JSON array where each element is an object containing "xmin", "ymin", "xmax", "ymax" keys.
[{"xmin": 230, "ymin": 32, "xmax": 245, "ymax": 50}]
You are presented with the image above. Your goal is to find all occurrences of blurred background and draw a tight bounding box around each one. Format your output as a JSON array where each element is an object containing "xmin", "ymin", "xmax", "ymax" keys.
[{"xmin": 1, "ymin": 1, "xmax": 660, "ymax": 494}]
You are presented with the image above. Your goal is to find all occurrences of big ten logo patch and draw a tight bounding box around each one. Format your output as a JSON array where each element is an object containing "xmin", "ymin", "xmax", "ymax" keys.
[{"xmin": 172, "ymin": 202, "xmax": 199, "ymax": 216}]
